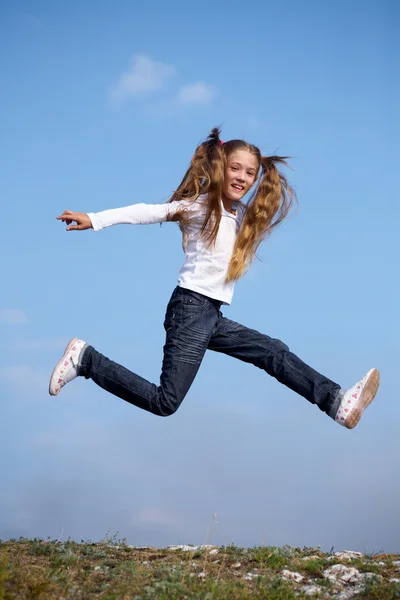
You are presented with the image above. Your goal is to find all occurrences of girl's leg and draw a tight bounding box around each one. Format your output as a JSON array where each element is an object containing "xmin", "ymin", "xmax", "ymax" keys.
[
  {"xmin": 51, "ymin": 288, "xmax": 221, "ymax": 417},
  {"xmin": 207, "ymin": 315, "xmax": 342, "ymax": 418}
]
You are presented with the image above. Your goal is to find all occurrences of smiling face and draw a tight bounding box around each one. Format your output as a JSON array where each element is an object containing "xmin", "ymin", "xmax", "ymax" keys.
[{"xmin": 222, "ymin": 149, "xmax": 259, "ymax": 204}]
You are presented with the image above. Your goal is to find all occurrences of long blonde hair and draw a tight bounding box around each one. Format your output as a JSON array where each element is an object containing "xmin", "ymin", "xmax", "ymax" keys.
[{"xmin": 168, "ymin": 127, "xmax": 296, "ymax": 282}]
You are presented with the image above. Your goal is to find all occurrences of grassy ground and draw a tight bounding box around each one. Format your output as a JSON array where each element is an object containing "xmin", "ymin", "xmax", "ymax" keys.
[{"xmin": 0, "ymin": 536, "xmax": 399, "ymax": 599}]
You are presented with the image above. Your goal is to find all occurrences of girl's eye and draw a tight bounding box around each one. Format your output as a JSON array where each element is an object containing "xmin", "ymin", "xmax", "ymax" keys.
[{"xmin": 231, "ymin": 166, "xmax": 238, "ymax": 170}]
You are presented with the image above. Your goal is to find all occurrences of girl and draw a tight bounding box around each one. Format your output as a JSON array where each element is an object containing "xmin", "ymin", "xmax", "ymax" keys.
[{"xmin": 49, "ymin": 128, "xmax": 379, "ymax": 429}]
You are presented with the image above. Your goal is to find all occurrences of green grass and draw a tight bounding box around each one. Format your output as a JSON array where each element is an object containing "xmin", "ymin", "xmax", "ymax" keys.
[{"xmin": 0, "ymin": 537, "xmax": 399, "ymax": 599}]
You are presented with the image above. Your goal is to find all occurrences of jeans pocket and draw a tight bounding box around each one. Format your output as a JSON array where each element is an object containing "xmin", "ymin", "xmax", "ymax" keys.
[{"xmin": 180, "ymin": 289, "xmax": 208, "ymax": 309}]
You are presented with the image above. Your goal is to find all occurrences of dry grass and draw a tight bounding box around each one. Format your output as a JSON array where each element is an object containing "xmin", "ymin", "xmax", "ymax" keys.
[{"xmin": 0, "ymin": 537, "xmax": 399, "ymax": 599}]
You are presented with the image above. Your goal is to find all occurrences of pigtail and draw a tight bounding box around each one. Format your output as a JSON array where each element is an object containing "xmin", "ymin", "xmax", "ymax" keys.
[
  {"xmin": 167, "ymin": 127, "xmax": 225, "ymax": 246},
  {"xmin": 226, "ymin": 155, "xmax": 296, "ymax": 282},
  {"xmin": 198, "ymin": 128, "xmax": 225, "ymax": 244}
]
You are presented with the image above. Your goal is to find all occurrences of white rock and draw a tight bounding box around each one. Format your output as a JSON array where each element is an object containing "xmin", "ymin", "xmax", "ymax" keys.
[
  {"xmin": 323, "ymin": 564, "xmax": 362, "ymax": 583},
  {"xmin": 361, "ymin": 572, "xmax": 383, "ymax": 581},
  {"xmin": 334, "ymin": 551, "xmax": 364, "ymax": 561},
  {"xmin": 335, "ymin": 587, "xmax": 363, "ymax": 600},
  {"xmin": 281, "ymin": 569, "xmax": 304, "ymax": 583},
  {"xmin": 302, "ymin": 555, "xmax": 322, "ymax": 561},
  {"xmin": 232, "ymin": 562, "xmax": 241, "ymax": 569},
  {"xmin": 198, "ymin": 571, "xmax": 206, "ymax": 579},
  {"xmin": 299, "ymin": 584, "xmax": 325, "ymax": 596},
  {"xmin": 393, "ymin": 560, "xmax": 400, "ymax": 567},
  {"xmin": 94, "ymin": 566, "xmax": 101, "ymax": 571},
  {"xmin": 168, "ymin": 544, "xmax": 215, "ymax": 551},
  {"xmin": 243, "ymin": 572, "xmax": 258, "ymax": 581},
  {"xmin": 377, "ymin": 561, "xmax": 386, "ymax": 566},
  {"xmin": 209, "ymin": 548, "xmax": 219, "ymax": 555},
  {"xmin": 390, "ymin": 578, "xmax": 400, "ymax": 583}
]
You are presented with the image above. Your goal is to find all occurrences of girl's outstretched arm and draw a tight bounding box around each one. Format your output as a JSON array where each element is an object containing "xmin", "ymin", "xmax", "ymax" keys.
[
  {"xmin": 72, "ymin": 202, "xmax": 186, "ymax": 232},
  {"xmin": 57, "ymin": 201, "xmax": 193, "ymax": 232}
]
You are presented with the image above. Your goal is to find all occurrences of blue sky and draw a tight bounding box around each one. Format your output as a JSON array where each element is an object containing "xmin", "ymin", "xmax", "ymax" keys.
[{"xmin": 1, "ymin": 0, "xmax": 399, "ymax": 552}]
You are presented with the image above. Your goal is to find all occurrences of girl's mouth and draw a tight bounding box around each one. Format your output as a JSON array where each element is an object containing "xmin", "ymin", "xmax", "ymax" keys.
[{"xmin": 232, "ymin": 184, "xmax": 244, "ymax": 191}]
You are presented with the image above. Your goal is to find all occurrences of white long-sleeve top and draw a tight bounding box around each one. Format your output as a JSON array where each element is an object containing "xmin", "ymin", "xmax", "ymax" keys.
[{"xmin": 88, "ymin": 195, "xmax": 244, "ymax": 305}]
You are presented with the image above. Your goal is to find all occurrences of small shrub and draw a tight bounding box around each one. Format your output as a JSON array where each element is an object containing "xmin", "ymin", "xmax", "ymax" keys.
[
  {"xmin": 251, "ymin": 546, "xmax": 289, "ymax": 570},
  {"xmin": 0, "ymin": 550, "xmax": 8, "ymax": 600},
  {"xmin": 302, "ymin": 559, "xmax": 326, "ymax": 576}
]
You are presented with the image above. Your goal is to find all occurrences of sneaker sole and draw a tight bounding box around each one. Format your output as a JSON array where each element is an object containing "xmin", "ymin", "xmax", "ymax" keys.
[
  {"xmin": 49, "ymin": 337, "xmax": 79, "ymax": 396},
  {"xmin": 345, "ymin": 368, "xmax": 380, "ymax": 429}
]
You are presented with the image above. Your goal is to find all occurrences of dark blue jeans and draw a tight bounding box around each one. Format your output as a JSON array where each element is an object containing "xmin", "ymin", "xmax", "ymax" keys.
[{"xmin": 78, "ymin": 286, "xmax": 341, "ymax": 418}]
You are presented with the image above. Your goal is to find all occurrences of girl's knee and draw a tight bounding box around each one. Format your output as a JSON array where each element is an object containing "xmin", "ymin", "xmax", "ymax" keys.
[
  {"xmin": 158, "ymin": 397, "xmax": 181, "ymax": 417},
  {"xmin": 159, "ymin": 405, "xmax": 178, "ymax": 417},
  {"xmin": 157, "ymin": 388, "xmax": 186, "ymax": 416}
]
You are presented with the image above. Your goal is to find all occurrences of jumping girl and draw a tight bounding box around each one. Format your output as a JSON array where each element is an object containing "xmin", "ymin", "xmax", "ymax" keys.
[{"xmin": 49, "ymin": 128, "xmax": 379, "ymax": 429}]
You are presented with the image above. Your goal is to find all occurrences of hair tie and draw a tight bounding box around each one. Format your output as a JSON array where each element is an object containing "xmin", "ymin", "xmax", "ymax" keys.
[{"xmin": 220, "ymin": 141, "xmax": 225, "ymax": 146}]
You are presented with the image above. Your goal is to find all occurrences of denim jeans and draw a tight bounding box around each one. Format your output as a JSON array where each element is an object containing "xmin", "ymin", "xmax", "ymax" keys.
[{"xmin": 78, "ymin": 286, "xmax": 342, "ymax": 418}]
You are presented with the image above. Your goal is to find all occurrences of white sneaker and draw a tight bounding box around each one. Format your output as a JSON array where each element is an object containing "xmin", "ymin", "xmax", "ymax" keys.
[
  {"xmin": 335, "ymin": 368, "xmax": 380, "ymax": 429},
  {"xmin": 49, "ymin": 338, "xmax": 86, "ymax": 396}
]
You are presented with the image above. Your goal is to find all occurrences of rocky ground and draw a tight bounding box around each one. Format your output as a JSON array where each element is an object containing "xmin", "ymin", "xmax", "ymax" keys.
[{"xmin": 0, "ymin": 538, "xmax": 399, "ymax": 599}]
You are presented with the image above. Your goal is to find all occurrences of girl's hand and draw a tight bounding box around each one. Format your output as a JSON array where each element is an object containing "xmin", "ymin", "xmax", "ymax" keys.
[{"xmin": 57, "ymin": 210, "xmax": 92, "ymax": 231}]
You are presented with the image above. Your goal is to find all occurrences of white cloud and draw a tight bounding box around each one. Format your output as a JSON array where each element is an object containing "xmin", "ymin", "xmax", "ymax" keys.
[
  {"xmin": 33, "ymin": 419, "xmax": 110, "ymax": 449},
  {"xmin": 0, "ymin": 308, "xmax": 28, "ymax": 324},
  {"xmin": 177, "ymin": 82, "xmax": 216, "ymax": 106},
  {"xmin": 0, "ymin": 365, "xmax": 48, "ymax": 396},
  {"xmin": 132, "ymin": 507, "xmax": 185, "ymax": 528},
  {"xmin": 110, "ymin": 54, "xmax": 176, "ymax": 104},
  {"xmin": 12, "ymin": 337, "xmax": 68, "ymax": 351}
]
